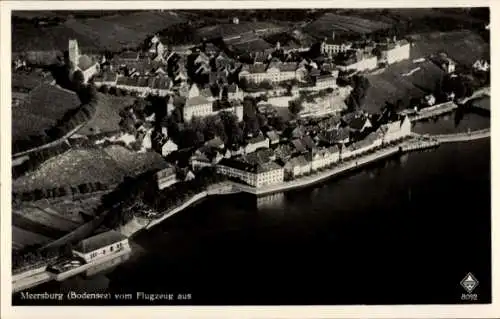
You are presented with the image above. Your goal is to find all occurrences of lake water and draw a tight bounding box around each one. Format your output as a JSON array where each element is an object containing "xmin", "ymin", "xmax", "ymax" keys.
[{"xmin": 15, "ymin": 111, "xmax": 491, "ymax": 305}]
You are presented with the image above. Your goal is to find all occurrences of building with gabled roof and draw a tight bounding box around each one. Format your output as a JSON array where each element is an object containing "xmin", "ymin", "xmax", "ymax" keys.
[
  {"xmin": 378, "ymin": 115, "xmax": 411, "ymax": 144},
  {"xmin": 244, "ymin": 134, "xmax": 270, "ymax": 154},
  {"xmin": 72, "ymin": 230, "xmax": 130, "ymax": 263},
  {"xmin": 156, "ymin": 166, "xmax": 178, "ymax": 190},
  {"xmin": 284, "ymin": 155, "xmax": 311, "ymax": 178}
]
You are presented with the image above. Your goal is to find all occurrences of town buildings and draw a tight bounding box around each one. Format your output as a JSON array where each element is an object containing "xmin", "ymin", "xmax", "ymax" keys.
[
  {"xmin": 299, "ymin": 94, "xmax": 347, "ymax": 118},
  {"xmin": 156, "ymin": 166, "xmax": 178, "ymax": 190},
  {"xmin": 378, "ymin": 115, "xmax": 412, "ymax": 144},
  {"xmin": 239, "ymin": 61, "xmax": 300, "ymax": 84},
  {"xmin": 378, "ymin": 39, "xmax": 411, "ymax": 65},
  {"xmin": 336, "ymin": 52, "xmax": 378, "ymax": 72},
  {"xmin": 342, "ymin": 130, "xmax": 384, "ymax": 159},
  {"xmin": 72, "ymin": 230, "xmax": 130, "ymax": 263},
  {"xmin": 320, "ymin": 34, "xmax": 352, "ymax": 57},
  {"xmin": 245, "ymin": 135, "xmax": 270, "ymax": 154},
  {"xmin": 473, "ymin": 59, "xmax": 490, "ymax": 72},
  {"xmin": 217, "ymin": 158, "xmax": 284, "ymax": 188}
]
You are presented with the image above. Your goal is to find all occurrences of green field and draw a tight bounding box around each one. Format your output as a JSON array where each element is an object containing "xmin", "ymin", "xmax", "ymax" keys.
[
  {"xmin": 13, "ymin": 11, "xmax": 187, "ymax": 53},
  {"xmin": 304, "ymin": 12, "xmax": 392, "ymax": 38},
  {"xmin": 12, "ymin": 148, "xmax": 126, "ymax": 193},
  {"xmin": 361, "ymin": 30, "xmax": 489, "ymax": 113},
  {"xmin": 78, "ymin": 94, "xmax": 135, "ymax": 135},
  {"xmin": 12, "ymin": 84, "xmax": 82, "ymax": 141}
]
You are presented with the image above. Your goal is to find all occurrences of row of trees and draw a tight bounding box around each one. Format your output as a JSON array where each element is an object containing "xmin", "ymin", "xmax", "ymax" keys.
[
  {"xmin": 145, "ymin": 167, "xmax": 227, "ymax": 213},
  {"xmin": 12, "ymin": 143, "xmax": 71, "ymax": 179},
  {"xmin": 239, "ymin": 78, "xmax": 274, "ymax": 92},
  {"xmin": 13, "ymin": 182, "xmax": 111, "ymax": 203},
  {"xmin": 345, "ymin": 75, "xmax": 370, "ymax": 112},
  {"xmin": 13, "ymin": 85, "xmax": 99, "ymax": 154},
  {"xmin": 12, "ymin": 243, "xmax": 73, "ymax": 273}
]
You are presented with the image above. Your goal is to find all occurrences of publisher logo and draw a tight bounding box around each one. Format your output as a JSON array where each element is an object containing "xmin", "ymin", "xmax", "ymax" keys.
[{"xmin": 460, "ymin": 272, "xmax": 478, "ymax": 293}]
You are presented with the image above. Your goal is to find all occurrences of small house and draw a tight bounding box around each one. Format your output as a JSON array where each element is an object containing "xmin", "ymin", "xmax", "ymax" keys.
[{"xmin": 72, "ymin": 230, "xmax": 130, "ymax": 263}]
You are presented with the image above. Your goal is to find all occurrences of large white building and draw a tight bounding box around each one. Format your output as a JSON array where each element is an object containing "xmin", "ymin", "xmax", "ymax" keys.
[
  {"xmin": 156, "ymin": 166, "xmax": 178, "ymax": 190},
  {"xmin": 183, "ymin": 95, "xmax": 244, "ymax": 122},
  {"xmin": 336, "ymin": 54, "xmax": 378, "ymax": 72},
  {"xmin": 239, "ymin": 62, "xmax": 300, "ymax": 84},
  {"xmin": 299, "ymin": 94, "xmax": 347, "ymax": 118},
  {"xmin": 378, "ymin": 115, "xmax": 412, "ymax": 144},
  {"xmin": 320, "ymin": 33, "xmax": 352, "ymax": 57},
  {"xmin": 183, "ymin": 96, "xmax": 213, "ymax": 121},
  {"xmin": 68, "ymin": 39, "xmax": 100, "ymax": 83},
  {"xmin": 379, "ymin": 40, "xmax": 411, "ymax": 65},
  {"xmin": 217, "ymin": 159, "xmax": 284, "ymax": 188},
  {"xmin": 111, "ymin": 75, "xmax": 171, "ymax": 97},
  {"xmin": 310, "ymin": 146, "xmax": 341, "ymax": 171}
]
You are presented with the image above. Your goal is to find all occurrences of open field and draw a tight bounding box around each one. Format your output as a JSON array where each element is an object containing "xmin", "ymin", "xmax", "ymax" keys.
[
  {"xmin": 12, "ymin": 149, "xmax": 126, "ymax": 193},
  {"xmin": 409, "ymin": 31, "xmax": 489, "ymax": 67},
  {"xmin": 361, "ymin": 30, "xmax": 489, "ymax": 113},
  {"xmin": 45, "ymin": 196, "xmax": 106, "ymax": 219},
  {"xmin": 12, "ymin": 226, "xmax": 55, "ymax": 251},
  {"xmin": 13, "ymin": 206, "xmax": 81, "ymax": 233},
  {"xmin": 304, "ymin": 12, "xmax": 391, "ymax": 38},
  {"xmin": 12, "ymin": 213, "xmax": 67, "ymax": 239},
  {"xmin": 12, "ymin": 23, "xmax": 100, "ymax": 53},
  {"xmin": 13, "ymin": 11, "xmax": 187, "ymax": 53},
  {"xmin": 78, "ymin": 94, "xmax": 135, "ymax": 135},
  {"xmin": 64, "ymin": 11, "xmax": 187, "ymax": 51},
  {"xmin": 12, "ymin": 84, "xmax": 82, "ymax": 141},
  {"xmin": 12, "ymin": 72, "xmax": 53, "ymax": 93},
  {"xmin": 196, "ymin": 21, "xmax": 285, "ymax": 40},
  {"xmin": 104, "ymin": 145, "xmax": 170, "ymax": 176},
  {"xmin": 362, "ymin": 60, "xmax": 444, "ymax": 113}
]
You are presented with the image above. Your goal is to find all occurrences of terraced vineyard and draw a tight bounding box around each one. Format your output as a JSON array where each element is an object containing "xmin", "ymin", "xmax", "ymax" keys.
[{"xmin": 304, "ymin": 12, "xmax": 392, "ymax": 38}]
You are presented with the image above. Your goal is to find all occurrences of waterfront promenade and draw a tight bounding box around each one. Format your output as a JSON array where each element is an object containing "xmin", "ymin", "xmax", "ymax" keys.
[
  {"xmin": 13, "ymin": 129, "xmax": 490, "ymax": 293},
  {"xmin": 408, "ymin": 102, "xmax": 458, "ymax": 122}
]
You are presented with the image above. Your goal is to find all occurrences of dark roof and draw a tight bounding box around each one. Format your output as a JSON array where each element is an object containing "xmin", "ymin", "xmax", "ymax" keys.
[
  {"xmin": 118, "ymin": 51, "xmax": 139, "ymax": 60},
  {"xmin": 319, "ymin": 128, "xmax": 350, "ymax": 144},
  {"xmin": 78, "ymin": 55, "xmax": 95, "ymax": 71},
  {"xmin": 291, "ymin": 139, "xmax": 307, "ymax": 153},
  {"xmin": 243, "ymin": 148, "xmax": 275, "ymax": 165},
  {"xmin": 275, "ymin": 144, "xmax": 293, "ymax": 159},
  {"xmin": 74, "ymin": 230, "xmax": 127, "ymax": 254},
  {"xmin": 266, "ymin": 130, "xmax": 280, "ymax": 142},
  {"xmin": 301, "ymin": 135, "xmax": 316, "ymax": 150},
  {"xmin": 278, "ymin": 62, "xmax": 298, "ymax": 72},
  {"xmin": 157, "ymin": 166, "xmax": 176, "ymax": 179},
  {"xmin": 186, "ymin": 95, "xmax": 211, "ymax": 107},
  {"xmin": 95, "ymin": 71, "xmax": 117, "ymax": 83},
  {"xmin": 242, "ymin": 63, "xmax": 267, "ymax": 74},
  {"xmin": 247, "ymin": 134, "xmax": 267, "ymax": 144},
  {"xmin": 348, "ymin": 116, "xmax": 370, "ymax": 130}
]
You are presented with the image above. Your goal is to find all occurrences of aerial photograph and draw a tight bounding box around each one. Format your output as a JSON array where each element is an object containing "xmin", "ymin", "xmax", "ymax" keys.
[{"xmin": 10, "ymin": 7, "xmax": 490, "ymax": 305}]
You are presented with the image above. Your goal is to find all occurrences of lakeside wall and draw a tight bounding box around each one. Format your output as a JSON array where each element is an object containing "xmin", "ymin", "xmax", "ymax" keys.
[{"xmin": 118, "ymin": 128, "xmax": 491, "ymax": 239}]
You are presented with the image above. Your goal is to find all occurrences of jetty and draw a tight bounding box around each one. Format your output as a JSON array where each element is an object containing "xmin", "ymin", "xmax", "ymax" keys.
[
  {"xmin": 432, "ymin": 128, "xmax": 490, "ymax": 143},
  {"xmin": 409, "ymin": 101, "xmax": 458, "ymax": 122}
]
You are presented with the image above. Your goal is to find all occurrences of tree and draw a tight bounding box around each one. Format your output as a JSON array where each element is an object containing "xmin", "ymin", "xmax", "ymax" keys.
[
  {"xmin": 73, "ymin": 70, "xmax": 85, "ymax": 89},
  {"xmin": 259, "ymin": 80, "xmax": 273, "ymax": 90},
  {"xmin": 288, "ymin": 99, "xmax": 304, "ymax": 115}
]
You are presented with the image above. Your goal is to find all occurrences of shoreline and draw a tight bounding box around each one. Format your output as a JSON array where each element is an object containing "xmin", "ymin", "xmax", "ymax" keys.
[
  {"xmin": 122, "ymin": 129, "xmax": 489, "ymax": 238},
  {"xmin": 12, "ymin": 130, "xmax": 490, "ymax": 293}
]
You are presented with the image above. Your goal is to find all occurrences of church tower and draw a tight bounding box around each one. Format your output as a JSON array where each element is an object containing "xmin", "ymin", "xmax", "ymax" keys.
[{"xmin": 68, "ymin": 39, "xmax": 80, "ymax": 69}]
